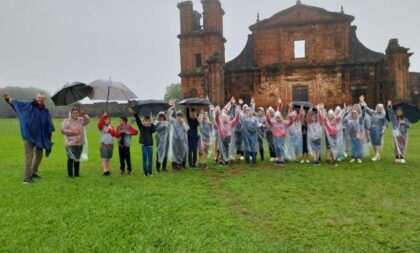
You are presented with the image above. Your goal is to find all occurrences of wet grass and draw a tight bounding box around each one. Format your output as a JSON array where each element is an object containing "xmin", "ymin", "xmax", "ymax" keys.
[{"xmin": 0, "ymin": 118, "xmax": 419, "ymax": 252}]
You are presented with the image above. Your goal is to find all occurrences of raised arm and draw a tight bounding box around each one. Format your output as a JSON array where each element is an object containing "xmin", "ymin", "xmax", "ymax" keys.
[
  {"xmin": 98, "ymin": 114, "xmax": 106, "ymax": 130},
  {"xmin": 266, "ymin": 111, "xmax": 273, "ymax": 126},
  {"xmin": 82, "ymin": 113, "xmax": 90, "ymax": 126},
  {"xmin": 134, "ymin": 113, "xmax": 144, "ymax": 130}
]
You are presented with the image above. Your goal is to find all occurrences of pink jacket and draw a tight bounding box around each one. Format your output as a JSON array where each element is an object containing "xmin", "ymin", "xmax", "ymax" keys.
[
  {"xmin": 266, "ymin": 112, "xmax": 291, "ymax": 138},
  {"xmin": 61, "ymin": 115, "xmax": 90, "ymax": 146},
  {"xmin": 215, "ymin": 111, "xmax": 240, "ymax": 140}
]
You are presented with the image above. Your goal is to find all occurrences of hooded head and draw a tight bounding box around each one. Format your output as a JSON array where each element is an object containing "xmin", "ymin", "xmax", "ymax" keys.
[
  {"xmin": 376, "ymin": 104, "xmax": 385, "ymax": 114},
  {"xmin": 327, "ymin": 109, "xmax": 335, "ymax": 120},
  {"xmin": 396, "ymin": 107, "xmax": 404, "ymax": 118},
  {"xmin": 176, "ymin": 111, "xmax": 184, "ymax": 123},
  {"xmin": 70, "ymin": 107, "xmax": 80, "ymax": 120},
  {"xmin": 158, "ymin": 112, "xmax": 166, "ymax": 122},
  {"xmin": 351, "ymin": 109, "xmax": 358, "ymax": 118},
  {"xmin": 274, "ymin": 112, "xmax": 282, "ymax": 122},
  {"xmin": 257, "ymin": 107, "xmax": 264, "ymax": 116}
]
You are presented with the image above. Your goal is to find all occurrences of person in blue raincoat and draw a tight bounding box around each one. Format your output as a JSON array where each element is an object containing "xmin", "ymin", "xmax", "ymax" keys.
[{"xmin": 3, "ymin": 93, "xmax": 55, "ymax": 184}]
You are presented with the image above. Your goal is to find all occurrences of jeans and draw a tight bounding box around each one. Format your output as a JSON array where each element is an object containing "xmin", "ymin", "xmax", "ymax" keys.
[
  {"xmin": 244, "ymin": 150, "xmax": 257, "ymax": 163},
  {"xmin": 142, "ymin": 145, "xmax": 153, "ymax": 175},
  {"xmin": 290, "ymin": 135, "xmax": 302, "ymax": 157},
  {"xmin": 273, "ymin": 137, "xmax": 285, "ymax": 158},
  {"xmin": 351, "ymin": 138, "xmax": 363, "ymax": 159}
]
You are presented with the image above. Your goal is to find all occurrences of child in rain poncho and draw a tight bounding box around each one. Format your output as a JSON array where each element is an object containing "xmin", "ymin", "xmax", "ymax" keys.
[
  {"xmin": 387, "ymin": 101, "xmax": 411, "ymax": 164},
  {"xmin": 215, "ymin": 106, "xmax": 241, "ymax": 165},
  {"xmin": 362, "ymin": 102, "xmax": 387, "ymax": 161},
  {"xmin": 318, "ymin": 104, "xmax": 346, "ymax": 166},
  {"xmin": 266, "ymin": 101, "xmax": 292, "ymax": 166},
  {"xmin": 256, "ymin": 107, "xmax": 267, "ymax": 161},
  {"xmin": 155, "ymin": 112, "xmax": 170, "ymax": 173},
  {"xmin": 61, "ymin": 108, "xmax": 90, "ymax": 177},
  {"xmin": 345, "ymin": 107, "xmax": 366, "ymax": 163},
  {"xmin": 167, "ymin": 100, "xmax": 190, "ymax": 171},
  {"xmin": 306, "ymin": 108, "xmax": 323, "ymax": 165},
  {"xmin": 265, "ymin": 107, "xmax": 277, "ymax": 161},
  {"xmin": 286, "ymin": 105, "xmax": 305, "ymax": 162},
  {"xmin": 198, "ymin": 108, "xmax": 213, "ymax": 169},
  {"xmin": 240, "ymin": 105, "xmax": 259, "ymax": 164}
]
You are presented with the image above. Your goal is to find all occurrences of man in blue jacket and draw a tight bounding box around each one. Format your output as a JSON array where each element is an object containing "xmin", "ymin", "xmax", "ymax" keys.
[{"xmin": 4, "ymin": 92, "xmax": 55, "ymax": 184}]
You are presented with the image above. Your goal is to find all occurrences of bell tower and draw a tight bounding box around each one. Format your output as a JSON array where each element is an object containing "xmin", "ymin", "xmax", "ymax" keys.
[{"xmin": 177, "ymin": 0, "xmax": 226, "ymax": 105}]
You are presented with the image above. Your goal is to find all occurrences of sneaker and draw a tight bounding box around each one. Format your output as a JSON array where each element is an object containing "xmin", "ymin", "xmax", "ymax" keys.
[
  {"xmin": 357, "ymin": 159, "xmax": 362, "ymax": 164},
  {"xmin": 120, "ymin": 171, "xmax": 125, "ymax": 176},
  {"xmin": 344, "ymin": 152, "xmax": 348, "ymax": 158},
  {"xmin": 306, "ymin": 160, "xmax": 310, "ymax": 163},
  {"xmin": 270, "ymin": 158, "xmax": 275, "ymax": 162},
  {"xmin": 350, "ymin": 159, "xmax": 356, "ymax": 163},
  {"xmin": 371, "ymin": 156, "xmax": 378, "ymax": 162},
  {"xmin": 240, "ymin": 156, "xmax": 244, "ymax": 161},
  {"xmin": 400, "ymin": 159, "xmax": 406, "ymax": 164},
  {"xmin": 31, "ymin": 174, "xmax": 42, "ymax": 179},
  {"xmin": 23, "ymin": 178, "xmax": 34, "ymax": 184},
  {"xmin": 128, "ymin": 171, "xmax": 132, "ymax": 176},
  {"xmin": 300, "ymin": 160, "xmax": 305, "ymax": 164},
  {"xmin": 395, "ymin": 159, "xmax": 401, "ymax": 163}
]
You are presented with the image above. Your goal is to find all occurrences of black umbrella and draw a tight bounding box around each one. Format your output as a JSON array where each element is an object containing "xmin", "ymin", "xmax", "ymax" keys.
[
  {"xmin": 386, "ymin": 103, "xmax": 420, "ymax": 123},
  {"xmin": 51, "ymin": 82, "xmax": 93, "ymax": 106},
  {"xmin": 179, "ymin": 98, "xmax": 211, "ymax": 106},
  {"xmin": 132, "ymin": 100, "xmax": 170, "ymax": 116},
  {"xmin": 291, "ymin": 101, "xmax": 316, "ymax": 111}
]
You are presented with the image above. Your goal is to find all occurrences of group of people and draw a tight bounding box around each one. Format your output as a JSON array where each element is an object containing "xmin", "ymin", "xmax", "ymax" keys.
[{"xmin": 3, "ymin": 93, "xmax": 413, "ymax": 184}]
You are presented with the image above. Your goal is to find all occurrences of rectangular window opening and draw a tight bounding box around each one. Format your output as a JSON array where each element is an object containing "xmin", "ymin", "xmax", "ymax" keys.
[
  {"xmin": 195, "ymin": 53, "xmax": 202, "ymax": 67},
  {"xmin": 294, "ymin": 40, "xmax": 306, "ymax": 58}
]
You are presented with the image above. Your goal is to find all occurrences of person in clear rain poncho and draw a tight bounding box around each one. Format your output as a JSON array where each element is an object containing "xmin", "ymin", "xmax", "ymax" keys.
[
  {"xmin": 266, "ymin": 100, "xmax": 292, "ymax": 166},
  {"xmin": 361, "ymin": 100, "xmax": 388, "ymax": 161},
  {"xmin": 318, "ymin": 103, "xmax": 346, "ymax": 166},
  {"xmin": 265, "ymin": 106, "xmax": 277, "ymax": 161},
  {"xmin": 344, "ymin": 106, "xmax": 367, "ymax": 163},
  {"xmin": 167, "ymin": 99, "xmax": 190, "ymax": 171},
  {"xmin": 197, "ymin": 107, "xmax": 213, "ymax": 169},
  {"xmin": 214, "ymin": 105, "xmax": 240, "ymax": 165},
  {"xmin": 387, "ymin": 100, "xmax": 411, "ymax": 164},
  {"xmin": 155, "ymin": 112, "xmax": 170, "ymax": 173},
  {"xmin": 61, "ymin": 108, "xmax": 90, "ymax": 177},
  {"xmin": 306, "ymin": 108, "xmax": 323, "ymax": 165},
  {"xmin": 285, "ymin": 105, "xmax": 305, "ymax": 162},
  {"xmin": 256, "ymin": 106, "xmax": 267, "ymax": 161},
  {"xmin": 240, "ymin": 104, "xmax": 259, "ymax": 164}
]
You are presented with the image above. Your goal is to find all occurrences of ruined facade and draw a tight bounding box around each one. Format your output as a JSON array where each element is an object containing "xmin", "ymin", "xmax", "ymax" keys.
[{"xmin": 177, "ymin": 0, "xmax": 417, "ymax": 108}]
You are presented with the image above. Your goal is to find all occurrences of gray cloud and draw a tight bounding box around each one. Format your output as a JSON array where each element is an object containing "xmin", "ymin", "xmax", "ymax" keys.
[{"xmin": 0, "ymin": 0, "xmax": 418, "ymax": 99}]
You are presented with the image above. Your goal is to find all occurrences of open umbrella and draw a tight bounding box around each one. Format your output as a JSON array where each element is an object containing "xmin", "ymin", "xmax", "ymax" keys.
[
  {"xmin": 132, "ymin": 100, "xmax": 170, "ymax": 116},
  {"xmin": 291, "ymin": 101, "xmax": 316, "ymax": 111},
  {"xmin": 51, "ymin": 82, "xmax": 93, "ymax": 106},
  {"xmin": 387, "ymin": 102, "xmax": 420, "ymax": 123},
  {"xmin": 179, "ymin": 98, "xmax": 211, "ymax": 106},
  {"xmin": 88, "ymin": 78, "xmax": 137, "ymax": 102}
]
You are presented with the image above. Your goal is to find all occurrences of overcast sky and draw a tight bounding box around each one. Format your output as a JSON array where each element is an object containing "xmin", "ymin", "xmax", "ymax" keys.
[{"xmin": 0, "ymin": 0, "xmax": 419, "ymax": 100}]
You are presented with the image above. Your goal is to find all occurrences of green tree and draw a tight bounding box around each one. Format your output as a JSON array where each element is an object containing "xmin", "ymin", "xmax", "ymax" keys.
[{"xmin": 163, "ymin": 83, "xmax": 181, "ymax": 103}]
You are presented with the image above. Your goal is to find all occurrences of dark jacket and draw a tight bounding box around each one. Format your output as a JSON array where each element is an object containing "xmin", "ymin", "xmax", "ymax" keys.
[
  {"xmin": 134, "ymin": 114, "xmax": 156, "ymax": 146},
  {"xmin": 187, "ymin": 107, "xmax": 199, "ymax": 140}
]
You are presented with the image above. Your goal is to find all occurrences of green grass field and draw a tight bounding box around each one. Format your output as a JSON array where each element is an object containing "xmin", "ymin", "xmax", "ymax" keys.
[{"xmin": 0, "ymin": 118, "xmax": 419, "ymax": 253}]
